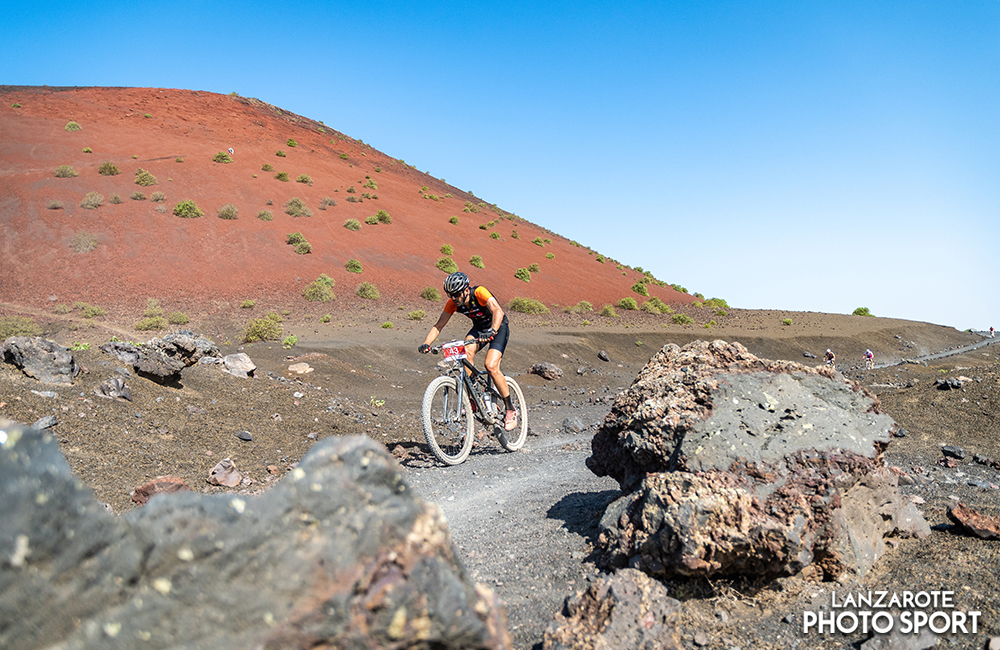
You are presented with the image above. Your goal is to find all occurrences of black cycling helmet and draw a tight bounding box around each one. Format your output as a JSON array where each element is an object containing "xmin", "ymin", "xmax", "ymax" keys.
[{"xmin": 443, "ymin": 271, "xmax": 469, "ymax": 296}]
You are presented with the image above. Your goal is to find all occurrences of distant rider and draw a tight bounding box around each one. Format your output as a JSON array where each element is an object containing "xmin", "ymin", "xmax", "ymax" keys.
[
  {"xmin": 418, "ymin": 272, "xmax": 519, "ymax": 431},
  {"xmin": 825, "ymin": 349, "xmax": 836, "ymax": 369},
  {"xmin": 864, "ymin": 348, "xmax": 874, "ymax": 369}
]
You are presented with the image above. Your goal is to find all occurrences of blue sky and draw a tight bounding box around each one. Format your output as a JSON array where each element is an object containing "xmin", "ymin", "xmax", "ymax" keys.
[{"xmin": 4, "ymin": 1, "xmax": 997, "ymax": 330}]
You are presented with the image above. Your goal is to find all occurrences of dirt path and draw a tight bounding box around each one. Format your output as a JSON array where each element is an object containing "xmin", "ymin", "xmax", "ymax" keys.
[{"xmin": 402, "ymin": 403, "xmax": 617, "ymax": 650}]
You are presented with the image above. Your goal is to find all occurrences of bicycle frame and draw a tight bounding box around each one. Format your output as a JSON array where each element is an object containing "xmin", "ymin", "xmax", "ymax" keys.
[{"xmin": 433, "ymin": 341, "xmax": 501, "ymax": 427}]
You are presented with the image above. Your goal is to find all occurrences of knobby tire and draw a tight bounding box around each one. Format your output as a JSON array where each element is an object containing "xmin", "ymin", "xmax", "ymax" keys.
[
  {"xmin": 496, "ymin": 376, "xmax": 528, "ymax": 451},
  {"xmin": 422, "ymin": 375, "xmax": 475, "ymax": 465}
]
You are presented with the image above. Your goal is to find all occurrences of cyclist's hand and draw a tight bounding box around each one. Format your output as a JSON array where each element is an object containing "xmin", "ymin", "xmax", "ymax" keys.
[
  {"xmin": 418, "ymin": 344, "xmax": 430, "ymax": 354},
  {"xmin": 479, "ymin": 328, "xmax": 496, "ymax": 343}
]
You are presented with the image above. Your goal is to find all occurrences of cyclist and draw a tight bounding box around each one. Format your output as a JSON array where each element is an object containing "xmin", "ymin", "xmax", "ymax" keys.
[
  {"xmin": 824, "ymin": 348, "xmax": 836, "ymax": 369},
  {"xmin": 419, "ymin": 272, "xmax": 518, "ymax": 431},
  {"xmin": 864, "ymin": 348, "xmax": 875, "ymax": 369}
]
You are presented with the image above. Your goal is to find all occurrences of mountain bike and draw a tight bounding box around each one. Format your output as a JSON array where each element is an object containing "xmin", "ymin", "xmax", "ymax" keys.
[{"xmin": 422, "ymin": 339, "xmax": 528, "ymax": 465}]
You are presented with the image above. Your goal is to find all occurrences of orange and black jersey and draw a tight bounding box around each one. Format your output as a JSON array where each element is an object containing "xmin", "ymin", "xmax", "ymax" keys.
[{"xmin": 444, "ymin": 285, "xmax": 508, "ymax": 332}]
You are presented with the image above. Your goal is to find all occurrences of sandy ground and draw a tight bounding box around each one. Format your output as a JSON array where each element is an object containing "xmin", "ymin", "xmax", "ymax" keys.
[{"xmin": 3, "ymin": 307, "xmax": 1000, "ymax": 649}]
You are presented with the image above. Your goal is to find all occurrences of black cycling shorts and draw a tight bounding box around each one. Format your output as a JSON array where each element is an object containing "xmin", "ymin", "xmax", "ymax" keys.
[{"xmin": 467, "ymin": 321, "xmax": 510, "ymax": 355}]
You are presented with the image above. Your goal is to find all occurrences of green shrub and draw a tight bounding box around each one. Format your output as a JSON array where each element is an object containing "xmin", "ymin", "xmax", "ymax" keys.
[
  {"xmin": 375, "ymin": 209, "xmax": 391, "ymax": 224},
  {"xmin": 218, "ymin": 203, "xmax": 239, "ymax": 220},
  {"xmin": 285, "ymin": 197, "xmax": 311, "ymax": 217},
  {"xmin": 144, "ymin": 113, "xmax": 152, "ymax": 118},
  {"xmin": 240, "ymin": 300, "xmax": 255, "ymax": 309},
  {"xmin": 365, "ymin": 215, "xmax": 378, "ymax": 225},
  {"xmin": 672, "ymin": 314, "xmax": 694, "ymax": 325},
  {"xmin": 144, "ymin": 298, "xmax": 163, "ymax": 317},
  {"xmin": 595, "ymin": 255, "xmax": 605, "ymax": 263},
  {"xmin": 131, "ymin": 191, "xmax": 146, "ymax": 201},
  {"xmin": 173, "ymin": 200, "xmax": 204, "ymax": 219},
  {"xmin": 168, "ymin": 312, "xmax": 190, "ymax": 325},
  {"xmin": 257, "ymin": 210, "xmax": 273, "ymax": 221},
  {"xmin": 303, "ymin": 277, "xmax": 335, "ymax": 302},
  {"xmin": 508, "ymin": 297, "xmax": 549, "ymax": 314},
  {"xmin": 134, "ymin": 316, "xmax": 168, "ymax": 331},
  {"xmin": 563, "ymin": 301, "xmax": 594, "ymax": 314},
  {"xmin": 54, "ymin": 165, "xmax": 78, "ymax": 178},
  {"xmin": 75, "ymin": 302, "xmax": 106, "ymax": 318},
  {"xmin": 294, "ymin": 241, "xmax": 312, "ymax": 255},
  {"xmin": 421, "ymin": 287, "xmax": 441, "ymax": 301},
  {"xmin": 98, "ymin": 161, "xmax": 120, "ymax": 176},
  {"xmin": 0, "ymin": 316, "xmax": 42, "ymax": 338},
  {"xmin": 80, "ymin": 192, "xmax": 104, "ymax": 210},
  {"xmin": 134, "ymin": 168, "xmax": 157, "ymax": 186},
  {"xmin": 174, "ymin": 157, "xmax": 183, "ymax": 162},
  {"xmin": 286, "ymin": 139, "xmax": 298, "ymax": 147},
  {"xmin": 282, "ymin": 335, "xmax": 298, "ymax": 349},
  {"xmin": 356, "ymin": 282, "xmax": 380, "ymax": 300},
  {"xmin": 782, "ymin": 318, "xmax": 793, "ymax": 326},
  {"xmin": 65, "ymin": 121, "xmax": 82, "ymax": 131},
  {"xmin": 261, "ymin": 163, "xmax": 274, "ymax": 172},
  {"xmin": 436, "ymin": 257, "xmax": 459, "ymax": 273},
  {"xmin": 631, "ymin": 282, "xmax": 649, "ymax": 296},
  {"xmin": 48, "ymin": 200, "xmax": 64, "ymax": 210},
  {"xmin": 441, "ymin": 244, "xmax": 454, "ymax": 255},
  {"xmin": 617, "ymin": 297, "xmax": 638, "ymax": 310},
  {"xmin": 275, "ymin": 171, "xmax": 289, "ymax": 182},
  {"xmin": 243, "ymin": 314, "xmax": 283, "ymax": 342},
  {"xmin": 545, "ymin": 252, "xmax": 554, "ymax": 259},
  {"xmin": 514, "ymin": 268, "xmax": 531, "ymax": 282},
  {"xmin": 212, "ymin": 151, "xmax": 233, "ymax": 164},
  {"xmin": 449, "ymin": 215, "xmax": 460, "ymax": 225},
  {"xmin": 339, "ymin": 153, "xmax": 349, "ymax": 160},
  {"xmin": 109, "ymin": 194, "xmax": 123, "ymax": 204},
  {"xmin": 532, "ymin": 237, "xmax": 545, "ymax": 247},
  {"xmin": 479, "ymin": 224, "xmax": 489, "ymax": 231},
  {"xmin": 320, "ymin": 197, "xmax": 337, "ymax": 209},
  {"xmin": 639, "ymin": 301, "xmax": 660, "ymax": 314},
  {"xmin": 11, "ymin": 103, "xmax": 21, "ymax": 109},
  {"xmin": 54, "ymin": 304, "xmax": 72, "ymax": 314},
  {"xmin": 470, "ymin": 255, "xmax": 485, "ymax": 269},
  {"xmin": 346, "ymin": 185, "xmax": 356, "ymax": 193},
  {"xmin": 600, "ymin": 305, "xmax": 618, "ymax": 318},
  {"xmin": 345, "ymin": 259, "xmax": 364, "ymax": 273},
  {"xmin": 511, "ymin": 230, "xmax": 520, "ymax": 239},
  {"xmin": 489, "ymin": 232, "xmax": 501, "ymax": 240},
  {"xmin": 408, "ymin": 310, "xmax": 426, "ymax": 321},
  {"xmin": 319, "ymin": 314, "xmax": 331, "ymax": 323},
  {"xmin": 296, "ymin": 174, "xmax": 312, "ymax": 184},
  {"xmin": 527, "ymin": 263, "xmax": 540, "ymax": 273},
  {"xmin": 150, "ymin": 191, "xmax": 165, "ymax": 202},
  {"xmin": 642, "ymin": 297, "xmax": 673, "ymax": 314},
  {"xmin": 343, "ymin": 219, "xmax": 361, "ymax": 231},
  {"xmin": 381, "ymin": 321, "xmax": 393, "ymax": 329},
  {"xmin": 853, "ymin": 307, "xmax": 874, "ymax": 317},
  {"xmin": 286, "ymin": 232, "xmax": 306, "ymax": 245}
]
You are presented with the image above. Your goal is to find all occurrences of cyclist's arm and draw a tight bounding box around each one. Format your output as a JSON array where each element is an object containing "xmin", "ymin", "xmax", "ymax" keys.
[
  {"xmin": 423, "ymin": 310, "xmax": 452, "ymax": 347},
  {"xmin": 486, "ymin": 296, "xmax": 505, "ymax": 330}
]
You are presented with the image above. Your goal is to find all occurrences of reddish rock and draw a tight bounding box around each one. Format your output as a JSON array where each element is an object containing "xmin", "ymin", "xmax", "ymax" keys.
[
  {"xmin": 131, "ymin": 476, "xmax": 191, "ymax": 505},
  {"xmin": 948, "ymin": 503, "xmax": 1000, "ymax": 539}
]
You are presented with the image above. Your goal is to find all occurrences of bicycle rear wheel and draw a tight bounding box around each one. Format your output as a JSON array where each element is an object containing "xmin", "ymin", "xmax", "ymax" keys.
[
  {"xmin": 496, "ymin": 376, "xmax": 528, "ymax": 451},
  {"xmin": 422, "ymin": 375, "xmax": 475, "ymax": 465}
]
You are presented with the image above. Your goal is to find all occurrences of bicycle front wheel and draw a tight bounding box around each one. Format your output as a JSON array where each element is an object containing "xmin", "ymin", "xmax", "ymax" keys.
[
  {"xmin": 422, "ymin": 375, "xmax": 475, "ymax": 465},
  {"xmin": 496, "ymin": 376, "xmax": 528, "ymax": 451}
]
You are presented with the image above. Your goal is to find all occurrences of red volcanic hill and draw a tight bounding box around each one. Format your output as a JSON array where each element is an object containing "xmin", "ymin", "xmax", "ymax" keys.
[{"xmin": 0, "ymin": 86, "xmax": 694, "ymax": 314}]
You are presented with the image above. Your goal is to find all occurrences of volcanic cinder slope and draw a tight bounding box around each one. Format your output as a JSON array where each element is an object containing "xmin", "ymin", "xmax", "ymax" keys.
[{"xmin": 0, "ymin": 86, "xmax": 694, "ymax": 314}]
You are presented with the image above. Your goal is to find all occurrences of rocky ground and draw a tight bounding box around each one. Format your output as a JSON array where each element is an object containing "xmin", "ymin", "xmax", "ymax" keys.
[{"xmin": 2, "ymin": 308, "xmax": 999, "ymax": 649}]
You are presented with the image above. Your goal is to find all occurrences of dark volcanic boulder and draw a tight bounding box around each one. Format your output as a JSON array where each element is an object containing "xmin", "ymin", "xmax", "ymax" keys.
[
  {"xmin": 99, "ymin": 330, "xmax": 221, "ymax": 383},
  {"xmin": 543, "ymin": 569, "xmax": 682, "ymax": 650},
  {"xmin": 587, "ymin": 340, "xmax": 928, "ymax": 581},
  {"xmin": 0, "ymin": 419, "xmax": 511, "ymax": 650},
  {"xmin": 1, "ymin": 336, "xmax": 80, "ymax": 385}
]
